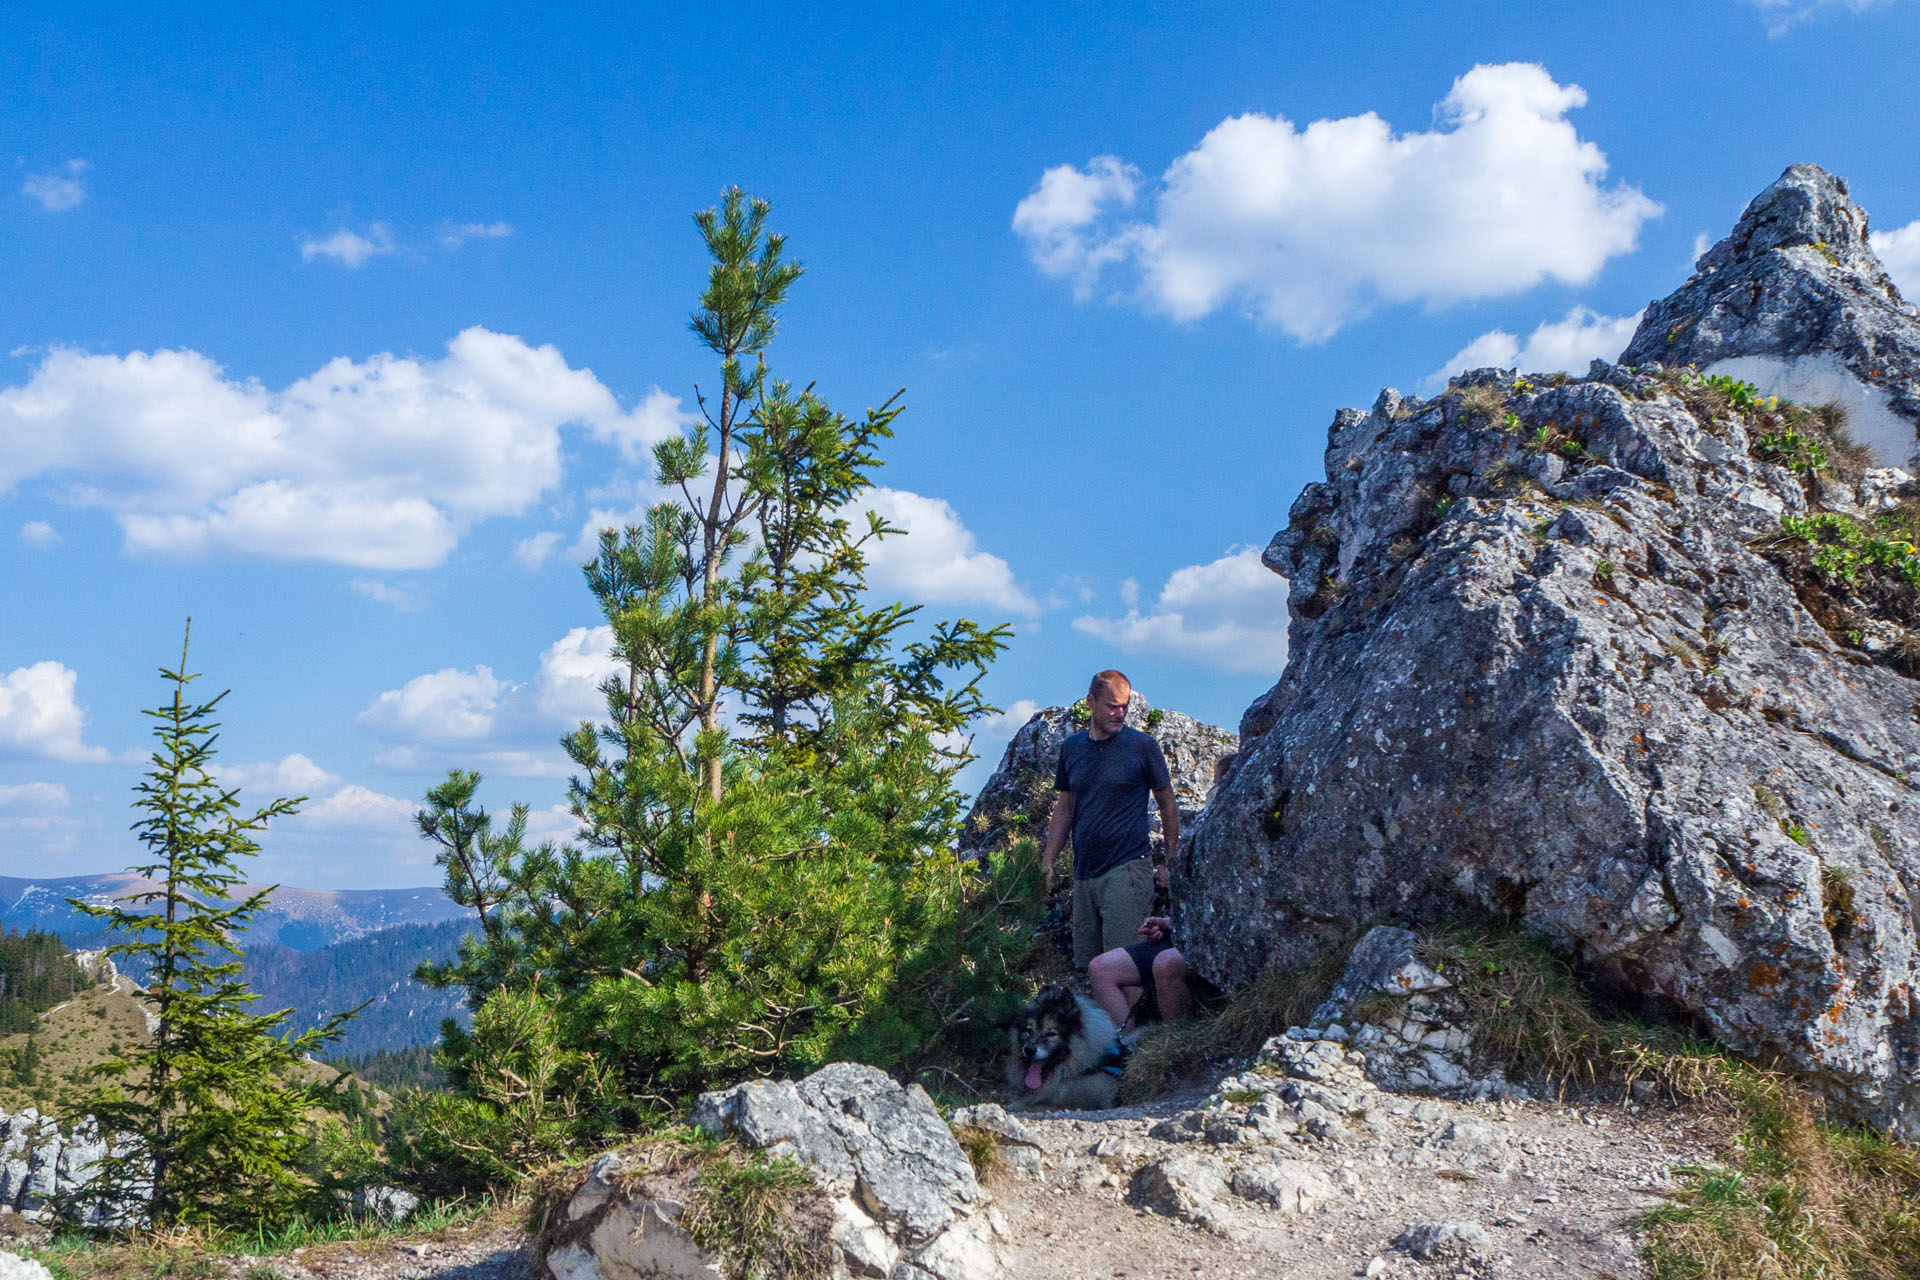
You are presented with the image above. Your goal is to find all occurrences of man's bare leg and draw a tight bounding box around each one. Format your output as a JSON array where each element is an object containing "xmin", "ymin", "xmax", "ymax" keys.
[
  {"xmin": 1152, "ymin": 949, "xmax": 1192, "ymax": 1021},
  {"xmin": 1088, "ymin": 948, "xmax": 1142, "ymax": 1028}
]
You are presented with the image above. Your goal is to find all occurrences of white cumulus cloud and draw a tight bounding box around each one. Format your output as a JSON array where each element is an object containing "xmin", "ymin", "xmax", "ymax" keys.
[
  {"xmin": 0, "ymin": 781, "xmax": 69, "ymax": 810},
  {"xmin": 1073, "ymin": 546, "xmax": 1291, "ymax": 675},
  {"xmin": 1015, "ymin": 63, "xmax": 1660, "ymax": 341},
  {"xmin": 1011, "ymin": 157, "xmax": 1142, "ymax": 295},
  {"xmin": 439, "ymin": 221, "xmax": 514, "ymax": 248},
  {"xmin": 0, "ymin": 327, "xmax": 677, "ymax": 569},
  {"xmin": 302, "ymin": 783, "xmax": 416, "ymax": 830},
  {"xmin": 1872, "ymin": 219, "xmax": 1920, "ymax": 300},
  {"xmin": 359, "ymin": 666, "xmax": 511, "ymax": 741},
  {"xmin": 0, "ymin": 662, "xmax": 110, "ymax": 762},
  {"xmin": 22, "ymin": 160, "xmax": 87, "ymax": 212},
  {"xmin": 301, "ymin": 223, "xmax": 396, "ymax": 267},
  {"xmin": 214, "ymin": 753, "xmax": 342, "ymax": 795},
  {"xmin": 1744, "ymin": 0, "xmax": 1893, "ymax": 35},
  {"xmin": 521, "ymin": 802, "xmax": 583, "ymax": 847},
  {"xmin": 588, "ymin": 386, "xmax": 694, "ymax": 463},
  {"xmin": 19, "ymin": 520, "xmax": 57, "ymax": 548},
  {"xmin": 1422, "ymin": 305, "xmax": 1644, "ymax": 393},
  {"xmin": 535, "ymin": 625, "xmax": 620, "ymax": 722},
  {"xmin": 351, "ymin": 577, "xmax": 422, "ymax": 611},
  {"xmin": 513, "ymin": 530, "xmax": 564, "ymax": 571},
  {"xmin": 858, "ymin": 488, "xmax": 1039, "ymax": 617}
]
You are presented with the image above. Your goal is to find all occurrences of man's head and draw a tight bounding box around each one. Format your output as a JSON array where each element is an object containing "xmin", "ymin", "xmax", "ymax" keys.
[{"xmin": 1086, "ymin": 670, "xmax": 1131, "ymax": 739}]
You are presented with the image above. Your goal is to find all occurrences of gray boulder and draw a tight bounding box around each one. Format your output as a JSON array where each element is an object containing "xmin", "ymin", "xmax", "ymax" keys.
[
  {"xmin": 1620, "ymin": 163, "xmax": 1920, "ymax": 466},
  {"xmin": 351, "ymin": 1184, "xmax": 420, "ymax": 1225},
  {"xmin": 1187, "ymin": 208, "xmax": 1920, "ymax": 1134},
  {"xmin": 956, "ymin": 694, "xmax": 1235, "ymax": 862},
  {"xmin": 692, "ymin": 1063, "xmax": 978, "ymax": 1248},
  {"xmin": 545, "ymin": 1063, "xmax": 1000, "ymax": 1280}
]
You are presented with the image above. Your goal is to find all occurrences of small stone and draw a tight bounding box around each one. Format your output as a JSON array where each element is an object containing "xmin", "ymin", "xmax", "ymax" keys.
[
  {"xmin": 1440, "ymin": 1120, "xmax": 1499, "ymax": 1150},
  {"xmin": 1129, "ymin": 1153, "xmax": 1234, "ymax": 1231},
  {"xmin": 1396, "ymin": 1221, "xmax": 1492, "ymax": 1261},
  {"xmin": 1230, "ymin": 1158, "xmax": 1337, "ymax": 1213}
]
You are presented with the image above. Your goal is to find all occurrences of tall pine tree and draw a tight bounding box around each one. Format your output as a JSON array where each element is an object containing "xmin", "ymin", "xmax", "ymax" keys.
[{"xmin": 73, "ymin": 625, "xmax": 359, "ymax": 1231}]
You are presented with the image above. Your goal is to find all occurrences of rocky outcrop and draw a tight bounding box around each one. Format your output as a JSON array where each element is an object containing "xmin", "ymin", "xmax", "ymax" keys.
[
  {"xmin": 541, "ymin": 1063, "xmax": 1001, "ymax": 1280},
  {"xmin": 1188, "ymin": 216, "xmax": 1920, "ymax": 1134},
  {"xmin": 0, "ymin": 1111, "xmax": 139, "ymax": 1228},
  {"xmin": 957, "ymin": 694, "xmax": 1236, "ymax": 861},
  {"xmin": 1621, "ymin": 163, "xmax": 1920, "ymax": 466}
]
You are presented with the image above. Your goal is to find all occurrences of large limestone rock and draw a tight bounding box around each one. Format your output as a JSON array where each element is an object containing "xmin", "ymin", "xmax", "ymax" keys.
[
  {"xmin": 1189, "ymin": 275, "xmax": 1920, "ymax": 1132},
  {"xmin": 0, "ymin": 1111, "xmax": 146, "ymax": 1228},
  {"xmin": 543, "ymin": 1063, "xmax": 1000, "ymax": 1280},
  {"xmin": 1621, "ymin": 163, "xmax": 1920, "ymax": 466},
  {"xmin": 957, "ymin": 694, "xmax": 1236, "ymax": 861}
]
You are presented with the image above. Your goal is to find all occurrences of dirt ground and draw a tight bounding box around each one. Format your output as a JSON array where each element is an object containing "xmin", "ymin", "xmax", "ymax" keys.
[
  {"xmin": 988, "ymin": 1083, "xmax": 1715, "ymax": 1280},
  {"xmin": 5, "ymin": 1070, "xmax": 1720, "ymax": 1279}
]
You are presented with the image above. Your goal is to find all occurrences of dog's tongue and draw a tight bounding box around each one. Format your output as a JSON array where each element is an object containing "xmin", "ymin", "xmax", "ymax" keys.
[{"xmin": 1024, "ymin": 1061, "xmax": 1045, "ymax": 1090}]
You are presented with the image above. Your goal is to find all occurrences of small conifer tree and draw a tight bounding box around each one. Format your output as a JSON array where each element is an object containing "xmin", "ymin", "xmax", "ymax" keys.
[
  {"xmin": 72, "ymin": 625, "xmax": 359, "ymax": 1231},
  {"xmin": 406, "ymin": 193, "xmax": 1033, "ymax": 1180}
]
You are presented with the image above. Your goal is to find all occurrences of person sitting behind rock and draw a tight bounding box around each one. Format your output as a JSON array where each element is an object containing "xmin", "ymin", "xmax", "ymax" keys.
[{"xmin": 1088, "ymin": 915, "xmax": 1191, "ymax": 1033}]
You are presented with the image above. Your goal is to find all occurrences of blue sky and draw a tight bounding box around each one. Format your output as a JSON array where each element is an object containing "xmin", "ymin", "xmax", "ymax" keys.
[{"xmin": 4, "ymin": 0, "xmax": 1919, "ymax": 887}]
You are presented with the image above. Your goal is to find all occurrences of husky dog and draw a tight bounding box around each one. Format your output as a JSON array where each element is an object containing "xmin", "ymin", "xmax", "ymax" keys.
[{"xmin": 1006, "ymin": 984, "xmax": 1121, "ymax": 1111}]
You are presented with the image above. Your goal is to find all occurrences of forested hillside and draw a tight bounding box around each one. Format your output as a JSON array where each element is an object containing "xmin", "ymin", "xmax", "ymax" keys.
[
  {"xmin": 243, "ymin": 917, "xmax": 476, "ymax": 1057},
  {"xmin": 0, "ymin": 928, "xmax": 89, "ymax": 1033}
]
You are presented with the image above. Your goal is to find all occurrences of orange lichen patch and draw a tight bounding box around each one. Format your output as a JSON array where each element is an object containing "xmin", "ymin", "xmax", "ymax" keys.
[{"xmin": 1748, "ymin": 962, "xmax": 1786, "ymax": 991}]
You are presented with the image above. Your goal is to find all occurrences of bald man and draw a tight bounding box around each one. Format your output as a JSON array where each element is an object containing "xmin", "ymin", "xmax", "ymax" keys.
[{"xmin": 1042, "ymin": 670, "xmax": 1180, "ymax": 970}]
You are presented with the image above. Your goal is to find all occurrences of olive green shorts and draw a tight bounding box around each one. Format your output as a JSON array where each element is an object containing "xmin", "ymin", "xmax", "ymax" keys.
[{"xmin": 1071, "ymin": 857, "xmax": 1156, "ymax": 970}]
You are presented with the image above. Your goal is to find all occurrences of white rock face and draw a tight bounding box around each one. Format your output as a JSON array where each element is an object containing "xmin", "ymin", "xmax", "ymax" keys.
[{"xmin": 0, "ymin": 1252, "xmax": 55, "ymax": 1280}]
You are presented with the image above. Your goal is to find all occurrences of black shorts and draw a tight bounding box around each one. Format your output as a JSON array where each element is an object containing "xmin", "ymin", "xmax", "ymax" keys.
[{"xmin": 1123, "ymin": 938, "xmax": 1175, "ymax": 1024}]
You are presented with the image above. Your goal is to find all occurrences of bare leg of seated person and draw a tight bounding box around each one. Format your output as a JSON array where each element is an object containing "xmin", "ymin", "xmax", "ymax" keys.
[
  {"xmin": 1152, "ymin": 948, "xmax": 1192, "ymax": 1021},
  {"xmin": 1088, "ymin": 947, "xmax": 1141, "ymax": 1029}
]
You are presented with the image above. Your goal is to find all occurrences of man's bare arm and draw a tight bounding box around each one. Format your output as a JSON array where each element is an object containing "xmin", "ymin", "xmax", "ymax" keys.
[
  {"xmin": 1041, "ymin": 791, "xmax": 1075, "ymax": 885},
  {"xmin": 1153, "ymin": 784, "xmax": 1180, "ymax": 878}
]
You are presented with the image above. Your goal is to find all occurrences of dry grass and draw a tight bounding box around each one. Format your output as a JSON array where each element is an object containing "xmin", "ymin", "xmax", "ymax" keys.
[
  {"xmin": 528, "ymin": 1130, "xmax": 831, "ymax": 1280},
  {"xmin": 1451, "ymin": 382, "xmax": 1511, "ymax": 426},
  {"xmin": 950, "ymin": 1123, "xmax": 1003, "ymax": 1185},
  {"xmin": 0, "ymin": 976, "xmax": 154, "ymax": 1113},
  {"xmin": 1118, "ymin": 951, "xmax": 1344, "ymax": 1103},
  {"xmin": 1641, "ymin": 1073, "xmax": 1920, "ymax": 1279}
]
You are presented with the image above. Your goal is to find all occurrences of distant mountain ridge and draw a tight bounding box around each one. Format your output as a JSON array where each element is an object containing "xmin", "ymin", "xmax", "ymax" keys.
[
  {"xmin": 0, "ymin": 873, "xmax": 467, "ymax": 952},
  {"xmin": 245, "ymin": 918, "xmax": 477, "ymax": 1058}
]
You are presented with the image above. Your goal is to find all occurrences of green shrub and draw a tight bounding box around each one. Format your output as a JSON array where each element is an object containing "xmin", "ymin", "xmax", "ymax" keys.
[{"xmin": 1777, "ymin": 512, "xmax": 1920, "ymax": 589}]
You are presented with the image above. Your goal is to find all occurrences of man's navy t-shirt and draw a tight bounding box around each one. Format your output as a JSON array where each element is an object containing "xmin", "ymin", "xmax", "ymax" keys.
[{"xmin": 1054, "ymin": 727, "xmax": 1172, "ymax": 880}]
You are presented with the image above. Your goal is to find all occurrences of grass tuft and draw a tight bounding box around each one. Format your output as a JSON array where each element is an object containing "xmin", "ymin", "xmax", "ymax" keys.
[
  {"xmin": 681, "ymin": 1151, "xmax": 832, "ymax": 1280},
  {"xmin": 950, "ymin": 1123, "xmax": 1003, "ymax": 1184}
]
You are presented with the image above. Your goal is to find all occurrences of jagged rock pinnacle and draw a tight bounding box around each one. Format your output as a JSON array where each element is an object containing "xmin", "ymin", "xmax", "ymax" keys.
[{"xmin": 1621, "ymin": 163, "xmax": 1920, "ymax": 464}]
